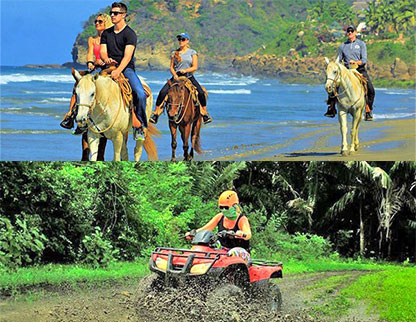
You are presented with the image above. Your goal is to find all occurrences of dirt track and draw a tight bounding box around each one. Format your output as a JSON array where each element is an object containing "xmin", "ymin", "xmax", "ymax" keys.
[{"xmin": 0, "ymin": 271, "xmax": 379, "ymax": 322}]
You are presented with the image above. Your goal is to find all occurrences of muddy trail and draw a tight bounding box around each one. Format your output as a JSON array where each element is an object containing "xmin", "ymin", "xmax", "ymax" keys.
[{"xmin": 0, "ymin": 271, "xmax": 379, "ymax": 322}]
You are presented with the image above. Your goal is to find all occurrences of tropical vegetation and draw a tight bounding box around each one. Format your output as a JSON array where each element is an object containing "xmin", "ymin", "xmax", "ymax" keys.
[{"xmin": 1, "ymin": 161, "xmax": 415, "ymax": 271}]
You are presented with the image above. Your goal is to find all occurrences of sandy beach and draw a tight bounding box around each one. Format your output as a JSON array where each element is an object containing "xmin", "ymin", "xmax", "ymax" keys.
[{"xmin": 215, "ymin": 118, "xmax": 415, "ymax": 161}]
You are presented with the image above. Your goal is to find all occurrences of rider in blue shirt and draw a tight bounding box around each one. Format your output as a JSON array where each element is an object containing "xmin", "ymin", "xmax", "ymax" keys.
[{"xmin": 325, "ymin": 25, "xmax": 375, "ymax": 121}]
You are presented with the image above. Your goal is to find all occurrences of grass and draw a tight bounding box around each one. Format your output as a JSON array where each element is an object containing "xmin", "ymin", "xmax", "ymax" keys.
[
  {"xmin": 282, "ymin": 258, "xmax": 398, "ymax": 275},
  {"xmin": 342, "ymin": 267, "xmax": 416, "ymax": 322},
  {"xmin": 0, "ymin": 260, "xmax": 149, "ymax": 295}
]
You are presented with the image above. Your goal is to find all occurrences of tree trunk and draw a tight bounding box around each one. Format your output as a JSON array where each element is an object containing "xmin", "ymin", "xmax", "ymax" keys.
[{"xmin": 359, "ymin": 204, "xmax": 365, "ymax": 257}]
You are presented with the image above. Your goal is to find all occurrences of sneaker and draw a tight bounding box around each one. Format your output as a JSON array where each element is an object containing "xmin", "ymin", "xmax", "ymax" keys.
[
  {"xmin": 149, "ymin": 113, "xmax": 159, "ymax": 124},
  {"xmin": 73, "ymin": 126, "xmax": 87, "ymax": 135},
  {"xmin": 365, "ymin": 111, "xmax": 373, "ymax": 121},
  {"xmin": 133, "ymin": 127, "xmax": 145, "ymax": 141},
  {"xmin": 202, "ymin": 114, "xmax": 213, "ymax": 124},
  {"xmin": 60, "ymin": 115, "xmax": 74, "ymax": 129}
]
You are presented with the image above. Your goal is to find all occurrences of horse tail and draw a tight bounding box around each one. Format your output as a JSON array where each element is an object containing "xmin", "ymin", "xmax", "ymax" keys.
[
  {"xmin": 143, "ymin": 124, "xmax": 160, "ymax": 161},
  {"xmin": 193, "ymin": 119, "xmax": 203, "ymax": 154}
]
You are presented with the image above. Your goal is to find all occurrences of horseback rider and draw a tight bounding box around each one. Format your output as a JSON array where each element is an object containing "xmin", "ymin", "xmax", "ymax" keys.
[
  {"xmin": 100, "ymin": 2, "xmax": 148, "ymax": 141},
  {"xmin": 60, "ymin": 13, "xmax": 111, "ymax": 160},
  {"xmin": 185, "ymin": 191, "xmax": 251, "ymax": 252},
  {"xmin": 149, "ymin": 33, "xmax": 212, "ymax": 125},
  {"xmin": 325, "ymin": 25, "xmax": 375, "ymax": 121}
]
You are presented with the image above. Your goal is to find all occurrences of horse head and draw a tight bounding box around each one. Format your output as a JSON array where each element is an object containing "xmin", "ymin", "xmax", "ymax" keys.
[
  {"xmin": 72, "ymin": 69, "xmax": 99, "ymax": 130},
  {"xmin": 324, "ymin": 56, "xmax": 342, "ymax": 94},
  {"xmin": 166, "ymin": 78, "xmax": 187, "ymax": 123}
]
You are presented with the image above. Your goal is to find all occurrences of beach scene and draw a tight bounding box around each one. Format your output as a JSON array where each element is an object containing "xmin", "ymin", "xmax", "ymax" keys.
[
  {"xmin": 1, "ymin": 0, "xmax": 415, "ymax": 161},
  {"xmin": 1, "ymin": 66, "xmax": 415, "ymax": 161}
]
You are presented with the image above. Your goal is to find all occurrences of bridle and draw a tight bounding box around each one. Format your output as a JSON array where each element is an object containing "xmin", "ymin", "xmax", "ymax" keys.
[
  {"xmin": 75, "ymin": 78, "xmax": 123, "ymax": 134},
  {"xmin": 167, "ymin": 82, "xmax": 192, "ymax": 124},
  {"xmin": 326, "ymin": 63, "xmax": 362, "ymax": 109}
]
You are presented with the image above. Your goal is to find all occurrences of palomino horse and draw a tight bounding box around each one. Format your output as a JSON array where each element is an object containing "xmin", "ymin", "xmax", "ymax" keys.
[
  {"xmin": 324, "ymin": 57, "xmax": 366, "ymax": 155},
  {"xmin": 72, "ymin": 69, "xmax": 158, "ymax": 161},
  {"xmin": 166, "ymin": 77, "xmax": 202, "ymax": 161}
]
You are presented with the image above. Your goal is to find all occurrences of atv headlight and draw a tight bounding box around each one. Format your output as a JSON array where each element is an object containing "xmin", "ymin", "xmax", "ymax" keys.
[
  {"xmin": 190, "ymin": 263, "xmax": 211, "ymax": 275},
  {"xmin": 155, "ymin": 257, "xmax": 167, "ymax": 271}
]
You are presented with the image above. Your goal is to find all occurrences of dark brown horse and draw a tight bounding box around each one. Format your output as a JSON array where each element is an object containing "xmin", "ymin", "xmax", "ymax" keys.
[{"xmin": 166, "ymin": 77, "xmax": 202, "ymax": 161}]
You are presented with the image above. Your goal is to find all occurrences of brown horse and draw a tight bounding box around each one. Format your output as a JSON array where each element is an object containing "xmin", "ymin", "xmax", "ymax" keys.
[{"xmin": 166, "ymin": 77, "xmax": 202, "ymax": 161}]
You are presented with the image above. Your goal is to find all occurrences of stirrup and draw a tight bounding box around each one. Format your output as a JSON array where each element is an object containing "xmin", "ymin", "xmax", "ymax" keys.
[
  {"xmin": 60, "ymin": 115, "xmax": 75, "ymax": 129},
  {"xmin": 365, "ymin": 111, "xmax": 373, "ymax": 121},
  {"xmin": 202, "ymin": 114, "xmax": 212, "ymax": 124},
  {"xmin": 149, "ymin": 113, "xmax": 159, "ymax": 124},
  {"xmin": 73, "ymin": 126, "xmax": 87, "ymax": 135}
]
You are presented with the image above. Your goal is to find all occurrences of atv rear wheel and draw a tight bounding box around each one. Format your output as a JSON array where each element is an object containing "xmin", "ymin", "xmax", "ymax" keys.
[{"xmin": 205, "ymin": 284, "xmax": 245, "ymax": 322}]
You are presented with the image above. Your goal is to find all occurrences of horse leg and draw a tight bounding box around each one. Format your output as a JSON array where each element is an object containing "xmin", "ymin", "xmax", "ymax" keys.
[
  {"xmin": 181, "ymin": 125, "xmax": 192, "ymax": 161},
  {"xmin": 81, "ymin": 132, "xmax": 90, "ymax": 161},
  {"xmin": 88, "ymin": 135, "xmax": 100, "ymax": 161},
  {"xmin": 97, "ymin": 137, "xmax": 107, "ymax": 161},
  {"xmin": 353, "ymin": 107, "xmax": 363, "ymax": 152},
  {"xmin": 170, "ymin": 122, "xmax": 178, "ymax": 161},
  {"xmin": 190, "ymin": 118, "xmax": 202, "ymax": 159},
  {"xmin": 112, "ymin": 132, "xmax": 124, "ymax": 161},
  {"xmin": 350, "ymin": 110, "xmax": 362, "ymax": 153},
  {"xmin": 338, "ymin": 109, "xmax": 349, "ymax": 155},
  {"xmin": 121, "ymin": 132, "xmax": 129, "ymax": 161},
  {"xmin": 134, "ymin": 140, "xmax": 144, "ymax": 162}
]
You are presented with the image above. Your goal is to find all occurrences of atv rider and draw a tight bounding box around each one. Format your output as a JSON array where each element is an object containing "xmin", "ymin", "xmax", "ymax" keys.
[{"xmin": 186, "ymin": 191, "xmax": 252, "ymax": 254}]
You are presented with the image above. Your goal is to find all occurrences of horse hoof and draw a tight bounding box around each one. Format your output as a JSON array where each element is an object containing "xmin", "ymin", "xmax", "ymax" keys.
[
  {"xmin": 171, "ymin": 158, "xmax": 176, "ymax": 162},
  {"xmin": 341, "ymin": 150, "xmax": 349, "ymax": 156}
]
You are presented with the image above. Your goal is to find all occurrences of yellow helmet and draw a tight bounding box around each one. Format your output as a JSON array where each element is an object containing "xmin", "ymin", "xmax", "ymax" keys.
[{"xmin": 218, "ymin": 190, "xmax": 239, "ymax": 208}]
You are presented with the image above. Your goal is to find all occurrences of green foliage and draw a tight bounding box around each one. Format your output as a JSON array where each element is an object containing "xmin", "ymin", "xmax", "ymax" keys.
[
  {"xmin": 78, "ymin": 227, "xmax": 119, "ymax": 268},
  {"xmin": 343, "ymin": 267, "xmax": 416, "ymax": 321},
  {"xmin": 0, "ymin": 216, "xmax": 47, "ymax": 269}
]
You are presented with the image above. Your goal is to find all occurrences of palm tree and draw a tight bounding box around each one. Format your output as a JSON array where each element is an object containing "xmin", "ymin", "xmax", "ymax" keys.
[{"xmin": 327, "ymin": 161, "xmax": 416, "ymax": 258}]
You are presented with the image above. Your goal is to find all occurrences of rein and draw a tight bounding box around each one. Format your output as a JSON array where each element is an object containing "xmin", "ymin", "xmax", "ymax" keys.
[
  {"xmin": 167, "ymin": 82, "xmax": 192, "ymax": 125},
  {"xmin": 327, "ymin": 64, "xmax": 362, "ymax": 109}
]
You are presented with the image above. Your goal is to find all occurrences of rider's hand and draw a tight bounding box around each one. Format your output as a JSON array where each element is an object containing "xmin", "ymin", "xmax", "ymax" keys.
[
  {"xmin": 87, "ymin": 62, "xmax": 95, "ymax": 71},
  {"xmin": 185, "ymin": 232, "xmax": 192, "ymax": 240},
  {"xmin": 111, "ymin": 69, "xmax": 121, "ymax": 81},
  {"xmin": 105, "ymin": 58, "xmax": 117, "ymax": 65},
  {"xmin": 179, "ymin": 69, "xmax": 186, "ymax": 74},
  {"xmin": 96, "ymin": 59, "xmax": 105, "ymax": 66},
  {"xmin": 173, "ymin": 74, "xmax": 179, "ymax": 81},
  {"xmin": 349, "ymin": 59, "xmax": 356, "ymax": 65},
  {"xmin": 235, "ymin": 230, "xmax": 247, "ymax": 239}
]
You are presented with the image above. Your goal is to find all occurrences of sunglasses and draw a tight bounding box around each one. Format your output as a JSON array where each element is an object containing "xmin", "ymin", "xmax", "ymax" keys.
[
  {"xmin": 219, "ymin": 205, "xmax": 235, "ymax": 210},
  {"xmin": 177, "ymin": 37, "xmax": 187, "ymax": 41},
  {"xmin": 110, "ymin": 11, "xmax": 125, "ymax": 16},
  {"xmin": 94, "ymin": 20, "xmax": 104, "ymax": 24},
  {"xmin": 347, "ymin": 30, "xmax": 354, "ymax": 34}
]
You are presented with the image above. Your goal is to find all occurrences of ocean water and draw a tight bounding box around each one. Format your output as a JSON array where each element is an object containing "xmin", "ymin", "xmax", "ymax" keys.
[{"xmin": 1, "ymin": 66, "xmax": 415, "ymax": 161}]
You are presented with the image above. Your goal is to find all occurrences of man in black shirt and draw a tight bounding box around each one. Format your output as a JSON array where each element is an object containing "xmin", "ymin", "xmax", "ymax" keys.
[{"xmin": 100, "ymin": 2, "xmax": 147, "ymax": 141}]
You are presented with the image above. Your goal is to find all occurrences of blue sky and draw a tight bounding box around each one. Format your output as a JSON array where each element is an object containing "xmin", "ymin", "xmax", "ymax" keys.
[{"xmin": 1, "ymin": 0, "xmax": 108, "ymax": 66}]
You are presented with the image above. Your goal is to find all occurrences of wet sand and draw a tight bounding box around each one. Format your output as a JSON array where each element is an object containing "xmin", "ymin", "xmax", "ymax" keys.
[{"xmin": 214, "ymin": 118, "xmax": 415, "ymax": 161}]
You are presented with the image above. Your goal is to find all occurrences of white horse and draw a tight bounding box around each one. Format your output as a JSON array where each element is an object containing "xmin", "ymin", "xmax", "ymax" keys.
[
  {"xmin": 324, "ymin": 57, "xmax": 366, "ymax": 155},
  {"xmin": 72, "ymin": 69, "xmax": 158, "ymax": 161}
]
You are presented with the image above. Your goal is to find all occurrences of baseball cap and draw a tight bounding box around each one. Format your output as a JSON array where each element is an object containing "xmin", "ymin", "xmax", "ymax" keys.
[{"xmin": 177, "ymin": 32, "xmax": 191, "ymax": 40}]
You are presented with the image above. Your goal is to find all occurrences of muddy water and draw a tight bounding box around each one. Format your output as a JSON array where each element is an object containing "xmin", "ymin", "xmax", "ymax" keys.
[{"xmin": 0, "ymin": 271, "xmax": 378, "ymax": 322}]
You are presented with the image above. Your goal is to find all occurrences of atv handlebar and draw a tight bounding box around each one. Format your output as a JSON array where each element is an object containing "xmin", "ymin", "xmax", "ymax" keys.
[{"xmin": 185, "ymin": 230, "xmax": 246, "ymax": 240}]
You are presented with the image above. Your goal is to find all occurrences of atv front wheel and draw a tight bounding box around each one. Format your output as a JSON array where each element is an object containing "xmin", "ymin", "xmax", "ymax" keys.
[{"xmin": 205, "ymin": 284, "xmax": 246, "ymax": 321}]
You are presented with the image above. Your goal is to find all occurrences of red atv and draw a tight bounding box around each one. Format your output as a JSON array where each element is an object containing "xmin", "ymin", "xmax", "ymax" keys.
[{"xmin": 143, "ymin": 230, "xmax": 283, "ymax": 317}]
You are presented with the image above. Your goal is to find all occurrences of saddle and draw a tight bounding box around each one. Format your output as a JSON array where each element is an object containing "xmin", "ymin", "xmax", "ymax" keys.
[
  {"xmin": 351, "ymin": 70, "xmax": 368, "ymax": 99},
  {"xmin": 100, "ymin": 67, "xmax": 151, "ymax": 127},
  {"xmin": 176, "ymin": 76, "xmax": 208, "ymax": 106}
]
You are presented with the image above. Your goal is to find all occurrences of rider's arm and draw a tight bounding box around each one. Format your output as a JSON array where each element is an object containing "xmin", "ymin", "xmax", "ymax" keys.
[
  {"xmin": 236, "ymin": 216, "xmax": 252, "ymax": 240},
  {"xmin": 358, "ymin": 41, "xmax": 367, "ymax": 66},
  {"xmin": 196, "ymin": 213, "xmax": 223, "ymax": 232},
  {"xmin": 182, "ymin": 54, "xmax": 198, "ymax": 74},
  {"xmin": 100, "ymin": 44, "xmax": 109, "ymax": 62},
  {"xmin": 115, "ymin": 44, "xmax": 135, "ymax": 73},
  {"xmin": 87, "ymin": 37, "xmax": 95, "ymax": 69}
]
